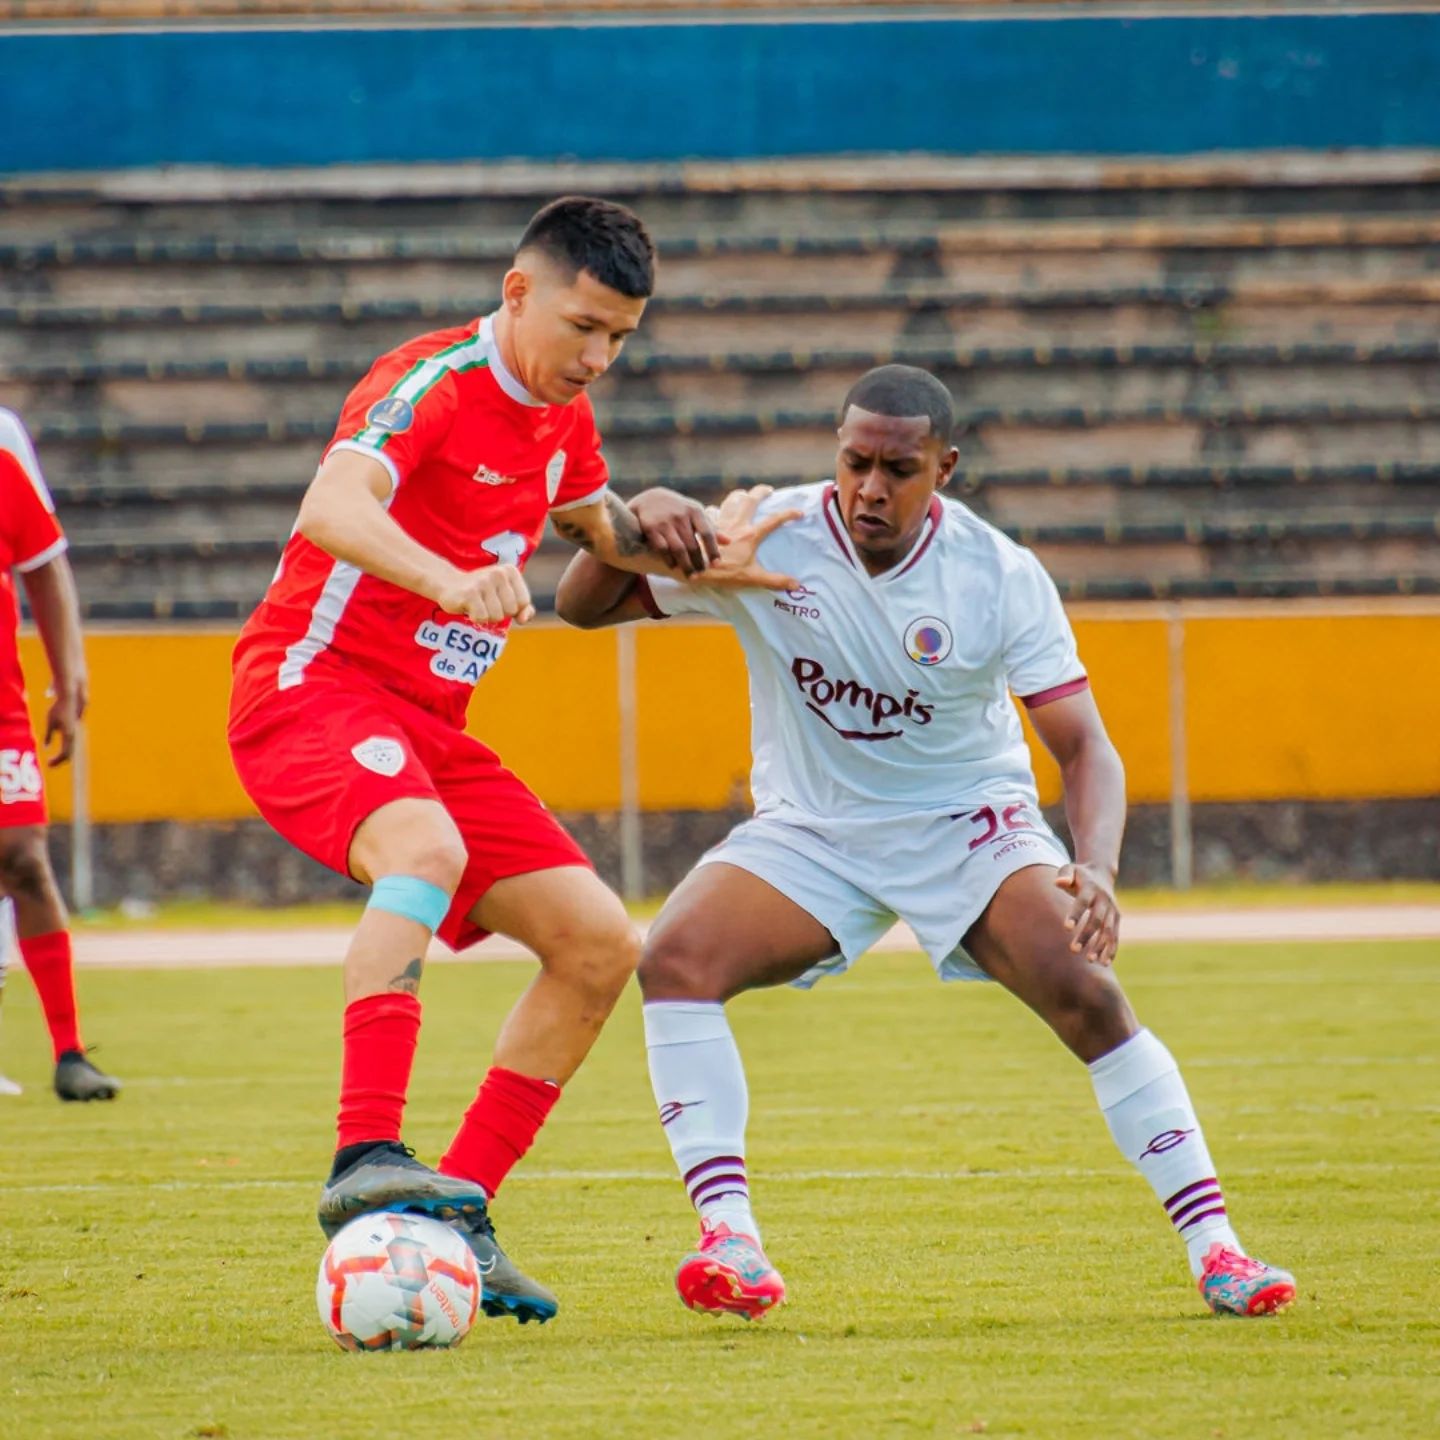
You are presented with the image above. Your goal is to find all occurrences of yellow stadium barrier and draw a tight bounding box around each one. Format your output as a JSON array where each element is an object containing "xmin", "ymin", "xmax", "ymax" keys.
[{"xmin": 19, "ymin": 601, "xmax": 1440, "ymax": 825}]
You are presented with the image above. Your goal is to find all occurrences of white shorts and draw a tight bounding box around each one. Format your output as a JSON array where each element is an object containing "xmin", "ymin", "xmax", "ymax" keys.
[{"xmin": 697, "ymin": 798, "xmax": 1070, "ymax": 988}]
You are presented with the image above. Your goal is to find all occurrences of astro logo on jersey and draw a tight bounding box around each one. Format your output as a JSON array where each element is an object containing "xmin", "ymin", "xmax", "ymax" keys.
[
  {"xmin": 773, "ymin": 582, "xmax": 820, "ymax": 621},
  {"xmin": 791, "ymin": 656, "xmax": 933, "ymax": 742},
  {"xmin": 364, "ymin": 397, "xmax": 414, "ymax": 434},
  {"xmin": 904, "ymin": 616, "xmax": 952, "ymax": 667},
  {"xmin": 414, "ymin": 616, "xmax": 509, "ymax": 686}
]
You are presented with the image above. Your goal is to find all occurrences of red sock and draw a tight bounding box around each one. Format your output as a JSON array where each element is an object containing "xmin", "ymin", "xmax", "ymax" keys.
[
  {"xmin": 439, "ymin": 1066, "xmax": 561, "ymax": 1198},
  {"xmin": 19, "ymin": 930, "xmax": 81, "ymax": 1061},
  {"xmin": 336, "ymin": 992, "xmax": 421, "ymax": 1149}
]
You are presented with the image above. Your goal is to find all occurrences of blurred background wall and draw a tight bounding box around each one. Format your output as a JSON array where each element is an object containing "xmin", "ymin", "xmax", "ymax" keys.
[{"xmin": 2, "ymin": 1, "xmax": 1437, "ymax": 904}]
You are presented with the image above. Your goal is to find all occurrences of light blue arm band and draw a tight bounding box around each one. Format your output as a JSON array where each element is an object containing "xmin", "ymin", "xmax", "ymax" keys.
[{"xmin": 367, "ymin": 875, "xmax": 452, "ymax": 934}]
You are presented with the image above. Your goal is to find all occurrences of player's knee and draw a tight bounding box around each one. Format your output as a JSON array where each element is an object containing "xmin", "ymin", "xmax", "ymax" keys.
[
  {"xmin": 637, "ymin": 928, "xmax": 719, "ymax": 1002},
  {"xmin": 0, "ymin": 836, "xmax": 54, "ymax": 902},
  {"xmin": 389, "ymin": 833, "xmax": 468, "ymax": 895},
  {"xmin": 543, "ymin": 908, "xmax": 640, "ymax": 1004},
  {"xmin": 1048, "ymin": 964, "xmax": 1134, "ymax": 1055}
]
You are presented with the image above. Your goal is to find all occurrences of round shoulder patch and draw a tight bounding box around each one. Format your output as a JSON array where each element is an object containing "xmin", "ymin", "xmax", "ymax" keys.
[
  {"xmin": 365, "ymin": 396, "xmax": 415, "ymax": 435},
  {"xmin": 904, "ymin": 616, "xmax": 953, "ymax": 667}
]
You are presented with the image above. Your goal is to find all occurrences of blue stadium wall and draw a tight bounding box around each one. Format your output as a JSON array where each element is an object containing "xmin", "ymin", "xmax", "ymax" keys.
[{"xmin": 1, "ymin": 12, "xmax": 1439, "ymax": 172}]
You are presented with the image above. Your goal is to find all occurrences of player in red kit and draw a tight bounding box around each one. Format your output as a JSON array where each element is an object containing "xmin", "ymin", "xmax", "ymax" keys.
[
  {"xmin": 0, "ymin": 408, "xmax": 120, "ymax": 1102},
  {"xmin": 228, "ymin": 197, "xmax": 795, "ymax": 1323}
]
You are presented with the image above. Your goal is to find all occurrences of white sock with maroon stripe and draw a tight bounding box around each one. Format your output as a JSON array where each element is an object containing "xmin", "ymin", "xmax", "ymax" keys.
[
  {"xmin": 643, "ymin": 1001, "xmax": 761, "ymax": 1244},
  {"xmin": 1088, "ymin": 1028, "xmax": 1242, "ymax": 1279}
]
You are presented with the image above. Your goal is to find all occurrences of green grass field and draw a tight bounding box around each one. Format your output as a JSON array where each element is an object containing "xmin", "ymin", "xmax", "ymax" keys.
[{"xmin": 2, "ymin": 938, "xmax": 1437, "ymax": 1439}]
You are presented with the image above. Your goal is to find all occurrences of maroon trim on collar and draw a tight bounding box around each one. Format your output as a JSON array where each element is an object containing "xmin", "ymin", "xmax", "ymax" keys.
[
  {"xmin": 892, "ymin": 495, "xmax": 945, "ymax": 579},
  {"xmin": 633, "ymin": 575, "xmax": 668, "ymax": 620},
  {"xmin": 821, "ymin": 484, "xmax": 858, "ymax": 569},
  {"xmin": 1020, "ymin": 675, "xmax": 1090, "ymax": 709}
]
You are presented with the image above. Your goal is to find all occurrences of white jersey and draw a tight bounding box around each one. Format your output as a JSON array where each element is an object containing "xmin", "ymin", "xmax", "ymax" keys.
[{"xmin": 644, "ymin": 482, "xmax": 1087, "ymax": 831}]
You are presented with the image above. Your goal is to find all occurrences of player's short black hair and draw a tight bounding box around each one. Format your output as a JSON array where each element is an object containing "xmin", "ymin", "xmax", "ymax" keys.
[
  {"xmin": 516, "ymin": 195, "xmax": 656, "ymax": 299},
  {"xmin": 841, "ymin": 364, "xmax": 955, "ymax": 446}
]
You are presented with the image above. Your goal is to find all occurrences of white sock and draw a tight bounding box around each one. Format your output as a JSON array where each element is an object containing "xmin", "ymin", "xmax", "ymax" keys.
[
  {"xmin": 643, "ymin": 1000, "xmax": 760, "ymax": 1244},
  {"xmin": 1089, "ymin": 1028, "xmax": 1242, "ymax": 1278}
]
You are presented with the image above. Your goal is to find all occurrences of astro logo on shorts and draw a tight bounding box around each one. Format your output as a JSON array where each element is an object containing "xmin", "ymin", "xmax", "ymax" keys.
[
  {"xmin": 364, "ymin": 397, "xmax": 414, "ymax": 435},
  {"xmin": 351, "ymin": 737, "xmax": 406, "ymax": 778},
  {"xmin": 904, "ymin": 616, "xmax": 953, "ymax": 667}
]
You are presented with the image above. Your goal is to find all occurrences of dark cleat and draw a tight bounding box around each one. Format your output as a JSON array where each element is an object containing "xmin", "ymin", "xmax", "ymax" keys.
[
  {"xmin": 317, "ymin": 1142, "xmax": 559, "ymax": 1323},
  {"xmin": 317, "ymin": 1141, "xmax": 490, "ymax": 1239},
  {"xmin": 54, "ymin": 1049, "xmax": 121, "ymax": 1101},
  {"xmin": 441, "ymin": 1206, "xmax": 559, "ymax": 1325}
]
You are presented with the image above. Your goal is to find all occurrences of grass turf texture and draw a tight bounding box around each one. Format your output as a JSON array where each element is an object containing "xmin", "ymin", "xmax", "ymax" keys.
[
  {"xmin": 63, "ymin": 879, "xmax": 1440, "ymax": 930},
  {"xmin": 1, "ymin": 939, "xmax": 1436, "ymax": 1439}
]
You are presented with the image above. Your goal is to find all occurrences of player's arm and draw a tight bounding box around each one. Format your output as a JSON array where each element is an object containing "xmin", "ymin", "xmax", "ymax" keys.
[
  {"xmin": 556, "ymin": 486, "xmax": 800, "ymax": 628},
  {"xmin": 20, "ymin": 551, "xmax": 87, "ymax": 767},
  {"xmin": 298, "ymin": 449, "xmax": 534, "ymax": 624},
  {"xmin": 554, "ymin": 550, "xmax": 653, "ymax": 630},
  {"xmin": 551, "ymin": 489, "xmax": 799, "ymax": 591},
  {"xmin": 1028, "ymin": 689, "xmax": 1127, "ymax": 967}
]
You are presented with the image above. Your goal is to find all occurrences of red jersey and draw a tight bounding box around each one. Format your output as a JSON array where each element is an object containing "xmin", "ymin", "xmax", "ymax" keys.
[
  {"xmin": 0, "ymin": 408, "xmax": 67, "ymax": 720},
  {"xmin": 232, "ymin": 315, "xmax": 610, "ymax": 728}
]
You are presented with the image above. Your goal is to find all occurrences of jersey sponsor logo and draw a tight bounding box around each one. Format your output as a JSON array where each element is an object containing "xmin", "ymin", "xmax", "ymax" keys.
[
  {"xmin": 772, "ymin": 582, "xmax": 820, "ymax": 621},
  {"xmin": 0, "ymin": 747, "xmax": 42, "ymax": 804},
  {"xmin": 351, "ymin": 736, "xmax": 406, "ymax": 778},
  {"xmin": 364, "ymin": 396, "xmax": 415, "ymax": 434},
  {"xmin": 904, "ymin": 616, "xmax": 952, "ymax": 667},
  {"xmin": 545, "ymin": 449, "xmax": 567, "ymax": 502},
  {"xmin": 472, "ymin": 462, "xmax": 518, "ymax": 487},
  {"xmin": 415, "ymin": 615, "xmax": 509, "ymax": 686},
  {"xmin": 790, "ymin": 656, "xmax": 933, "ymax": 742}
]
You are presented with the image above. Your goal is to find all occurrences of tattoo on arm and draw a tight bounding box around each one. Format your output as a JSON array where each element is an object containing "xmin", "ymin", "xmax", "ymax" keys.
[
  {"xmin": 386, "ymin": 958, "xmax": 424, "ymax": 995},
  {"xmin": 553, "ymin": 493, "xmax": 648, "ymax": 560},
  {"xmin": 604, "ymin": 492, "xmax": 649, "ymax": 557}
]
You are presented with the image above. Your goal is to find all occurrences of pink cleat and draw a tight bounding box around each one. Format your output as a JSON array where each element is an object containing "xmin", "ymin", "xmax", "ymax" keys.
[
  {"xmin": 675, "ymin": 1222, "xmax": 786, "ymax": 1320},
  {"xmin": 1198, "ymin": 1243, "xmax": 1296, "ymax": 1316}
]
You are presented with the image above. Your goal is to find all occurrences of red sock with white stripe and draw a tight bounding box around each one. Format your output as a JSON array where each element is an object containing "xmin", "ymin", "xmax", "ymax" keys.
[
  {"xmin": 1088, "ymin": 1028, "xmax": 1241, "ymax": 1279},
  {"xmin": 644, "ymin": 1001, "xmax": 761, "ymax": 1243}
]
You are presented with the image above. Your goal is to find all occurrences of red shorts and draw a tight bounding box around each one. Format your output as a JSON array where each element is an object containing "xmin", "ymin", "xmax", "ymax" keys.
[
  {"xmin": 0, "ymin": 716, "xmax": 47, "ymax": 828},
  {"xmin": 227, "ymin": 679, "xmax": 590, "ymax": 951}
]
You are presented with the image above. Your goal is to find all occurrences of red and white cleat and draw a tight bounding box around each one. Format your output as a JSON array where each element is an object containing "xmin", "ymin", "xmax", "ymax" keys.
[
  {"xmin": 675, "ymin": 1222, "xmax": 786, "ymax": 1321},
  {"xmin": 1198, "ymin": 1242, "xmax": 1296, "ymax": 1316}
]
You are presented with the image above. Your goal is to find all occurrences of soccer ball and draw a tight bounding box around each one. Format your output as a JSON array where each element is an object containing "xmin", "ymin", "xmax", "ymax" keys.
[{"xmin": 317, "ymin": 1211, "xmax": 481, "ymax": 1351}]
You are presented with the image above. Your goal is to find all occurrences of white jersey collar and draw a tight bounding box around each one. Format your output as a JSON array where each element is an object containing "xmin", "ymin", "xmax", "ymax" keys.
[
  {"xmin": 821, "ymin": 484, "xmax": 944, "ymax": 583},
  {"xmin": 480, "ymin": 313, "xmax": 545, "ymax": 408}
]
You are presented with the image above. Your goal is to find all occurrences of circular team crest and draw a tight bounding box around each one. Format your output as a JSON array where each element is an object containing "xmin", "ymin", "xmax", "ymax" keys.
[
  {"xmin": 365, "ymin": 396, "xmax": 414, "ymax": 434},
  {"xmin": 904, "ymin": 616, "xmax": 952, "ymax": 667}
]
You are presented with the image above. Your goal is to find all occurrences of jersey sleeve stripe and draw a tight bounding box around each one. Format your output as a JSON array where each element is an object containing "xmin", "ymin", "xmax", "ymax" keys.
[
  {"xmin": 326, "ymin": 440, "xmax": 402, "ymax": 495},
  {"xmin": 1019, "ymin": 675, "xmax": 1090, "ymax": 709},
  {"xmin": 349, "ymin": 332, "xmax": 489, "ymax": 451},
  {"xmin": 15, "ymin": 536, "xmax": 67, "ymax": 572},
  {"xmin": 0, "ymin": 407, "xmax": 57, "ymax": 512},
  {"xmin": 549, "ymin": 483, "xmax": 609, "ymax": 514}
]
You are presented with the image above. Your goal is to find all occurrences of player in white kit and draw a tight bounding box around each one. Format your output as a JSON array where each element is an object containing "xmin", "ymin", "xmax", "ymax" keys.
[{"xmin": 556, "ymin": 365, "xmax": 1295, "ymax": 1320}]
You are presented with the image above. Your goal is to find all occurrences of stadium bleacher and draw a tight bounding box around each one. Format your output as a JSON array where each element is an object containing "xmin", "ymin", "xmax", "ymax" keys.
[{"xmin": 2, "ymin": 152, "xmax": 1439, "ymax": 617}]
